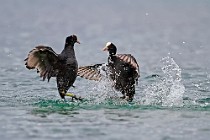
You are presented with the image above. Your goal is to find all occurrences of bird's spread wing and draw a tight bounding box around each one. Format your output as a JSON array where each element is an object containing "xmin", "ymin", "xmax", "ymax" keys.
[
  {"xmin": 24, "ymin": 45, "xmax": 59, "ymax": 81},
  {"xmin": 77, "ymin": 63, "xmax": 106, "ymax": 81},
  {"xmin": 116, "ymin": 54, "xmax": 140, "ymax": 79}
]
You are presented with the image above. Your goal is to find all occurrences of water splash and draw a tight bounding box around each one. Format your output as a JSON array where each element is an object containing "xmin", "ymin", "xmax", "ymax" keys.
[
  {"xmin": 77, "ymin": 56, "xmax": 185, "ymax": 107},
  {"xmin": 142, "ymin": 56, "xmax": 185, "ymax": 107},
  {"xmin": 85, "ymin": 78, "xmax": 114, "ymax": 102},
  {"xmin": 84, "ymin": 75, "xmax": 130, "ymax": 106}
]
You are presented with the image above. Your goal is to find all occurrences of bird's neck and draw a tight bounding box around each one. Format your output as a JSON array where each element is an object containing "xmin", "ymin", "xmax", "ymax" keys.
[
  {"xmin": 61, "ymin": 44, "xmax": 75, "ymax": 56},
  {"xmin": 65, "ymin": 42, "xmax": 74, "ymax": 48},
  {"xmin": 108, "ymin": 54, "xmax": 116, "ymax": 64},
  {"xmin": 109, "ymin": 53, "xmax": 116, "ymax": 58}
]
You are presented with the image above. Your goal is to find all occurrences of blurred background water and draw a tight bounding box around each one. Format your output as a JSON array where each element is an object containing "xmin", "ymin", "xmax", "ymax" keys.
[{"xmin": 0, "ymin": 0, "xmax": 210, "ymax": 140}]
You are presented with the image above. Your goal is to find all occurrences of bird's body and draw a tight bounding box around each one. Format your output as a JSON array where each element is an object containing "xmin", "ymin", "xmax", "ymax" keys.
[
  {"xmin": 25, "ymin": 35, "xmax": 81, "ymax": 100},
  {"xmin": 78, "ymin": 42, "xmax": 139, "ymax": 101},
  {"xmin": 107, "ymin": 54, "xmax": 137, "ymax": 100},
  {"xmin": 56, "ymin": 45, "xmax": 78, "ymax": 98}
]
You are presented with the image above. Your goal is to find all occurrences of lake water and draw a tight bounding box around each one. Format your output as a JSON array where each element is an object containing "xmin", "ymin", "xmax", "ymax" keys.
[{"xmin": 1, "ymin": 0, "xmax": 210, "ymax": 140}]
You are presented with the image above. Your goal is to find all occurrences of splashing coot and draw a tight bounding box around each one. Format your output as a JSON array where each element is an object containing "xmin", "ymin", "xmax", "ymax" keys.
[{"xmin": 78, "ymin": 42, "xmax": 140, "ymax": 101}]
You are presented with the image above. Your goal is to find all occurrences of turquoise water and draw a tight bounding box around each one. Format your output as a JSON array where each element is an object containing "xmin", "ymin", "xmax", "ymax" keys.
[{"xmin": 1, "ymin": 0, "xmax": 210, "ymax": 140}]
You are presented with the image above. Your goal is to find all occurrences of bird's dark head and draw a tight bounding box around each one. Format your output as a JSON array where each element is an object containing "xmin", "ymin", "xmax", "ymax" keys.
[
  {"xmin": 65, "ymin": 35, "xmax": 80, "ymax": 46},
  {"xmin": 102, "ymin": 42, "xmax": 117, "ymax": 55}
]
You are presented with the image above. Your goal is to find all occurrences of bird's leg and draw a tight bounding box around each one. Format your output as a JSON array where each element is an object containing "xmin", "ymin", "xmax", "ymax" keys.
[
  {"xmin": 59, "ymin": 89, "xmax": 78, "ymax": 101},
  {"xmin": 66, "ymin": 92, "xmax": 83, "ymax": 101},
  {"xmin": 120, "ymin": 96, "xmax": 125, "ymax": 99},
  {"xmin": 120, "ymin": 90, "xmax": 126, "ymax": 99},
  {"xmin": 125, "ymin": 96, "xmax": 133, "ymax": 102},
  {"xmin": 124, "ymin": 86, "xmax": 134, "ymax": 102},
  {"xmin": 65, "ymin": 92, "xmax": 75, "ymax": 97},
  {"xmin": 59, "ymin": 90, "xmax": 66, "ymax": 99}
]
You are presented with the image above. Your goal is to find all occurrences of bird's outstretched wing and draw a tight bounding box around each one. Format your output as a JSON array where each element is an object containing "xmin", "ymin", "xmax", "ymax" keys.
[
  {"xmin": 116, "ymin": 54, "xmax": 140, "ymax": 77},
  {"xmin": 24, "ymin": 45, "xmax": 59, "ymax": 81},
  {"xmin": 77, "ymin": 63, "xmax": 106, "ymax": 81}
]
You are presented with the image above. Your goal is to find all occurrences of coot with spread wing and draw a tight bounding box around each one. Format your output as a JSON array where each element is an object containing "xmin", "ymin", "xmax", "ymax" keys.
[
  {"xmin": 78, "ymin": 42, "xmax": 140, "ymax": 101},
  {"xmin": 25, "ymin": 35, "xmax": 81, "ymax": 100}
]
